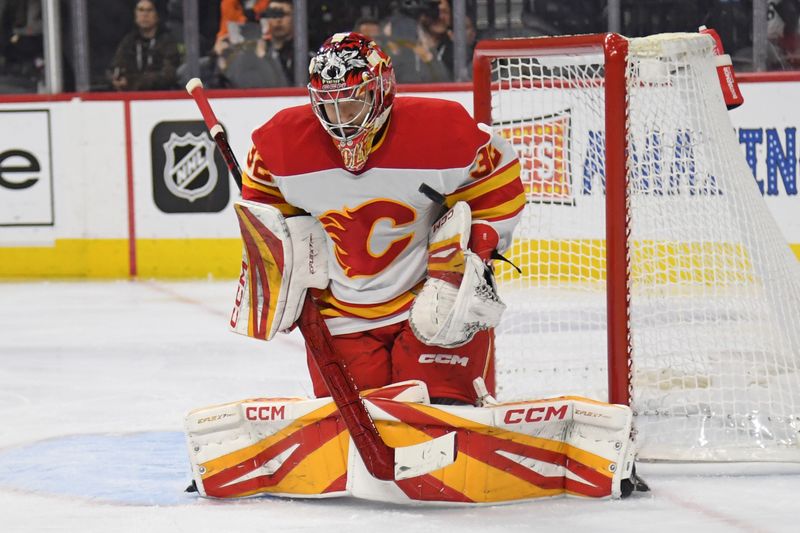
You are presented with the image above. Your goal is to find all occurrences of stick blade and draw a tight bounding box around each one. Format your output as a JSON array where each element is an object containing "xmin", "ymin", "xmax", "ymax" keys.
[{"xmin": 394, "ymin": 431, "xmax": 457, "ymax": 480}]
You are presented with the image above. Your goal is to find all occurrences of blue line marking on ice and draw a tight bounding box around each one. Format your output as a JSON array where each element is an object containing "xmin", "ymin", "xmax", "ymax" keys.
[{"xmin": 0, "ymin": 431, "xmax": 197, "ymax": 506}]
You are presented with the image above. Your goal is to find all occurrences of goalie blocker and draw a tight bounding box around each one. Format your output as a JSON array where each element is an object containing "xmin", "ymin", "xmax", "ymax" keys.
[
  {"xmin": 185, "ymin": 380, "xmax": 640, "ymax": 503},
  {"xmin": 230, "ymin": 200, "xmax": 328, "ymax": 340}
]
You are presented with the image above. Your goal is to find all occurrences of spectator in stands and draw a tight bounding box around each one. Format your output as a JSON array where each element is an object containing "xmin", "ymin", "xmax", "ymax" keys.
[
  {"xmin": 0, "ymin": 0, "xmax": 43, "ymax": 92},
  {"xmin": 382, "ymin": 0, "xmax": 452, "ymax": 83},
  {"xmin": 424, "ymin": 0, "xmax": 453, "ymax": 67},
  {"xmin": 215, "ymin": 0, "xmax": 269, "ymax": 52},
  {"xmin": 769, "ymin": 0, "xmax": 800, "ymax": 68},
  {"xmin": 353, "ymin": 16, "xmax": 381, "ymax": 42},
  {"xmin": 455, "ymin": 13, "xmax": 478, "ymax": 81},
  {"xmin": 210, "ymin": 0, "xmax": 296, "ymax": 88},
  {"xmin": 260, "ymin": 0, "xmax": 294, "ymax": 84},
  {"xmin": 109, "ymin": 0, "xmax": 180, "ymax": 91},
  {"xmin": 215, "ymin": 19, "xmax": 288, "ymax": 88},
  {"xmin": 720, "ymin": 0, "xmax": 799, "ymax": 71}
]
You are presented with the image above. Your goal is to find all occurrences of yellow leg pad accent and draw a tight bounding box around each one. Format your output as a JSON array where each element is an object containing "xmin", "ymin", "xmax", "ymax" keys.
[
  {"xmin": 186, "ymin": 397, "xmax": 349, "ymax": 499},
  {"xmin": 349, "ymin": 395, "xmax": 633, "ymax": 504}
]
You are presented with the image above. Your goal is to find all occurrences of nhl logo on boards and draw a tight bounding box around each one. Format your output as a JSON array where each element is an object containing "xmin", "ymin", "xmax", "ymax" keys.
[
  {"xmin": 150, "ymin": 121, "xmax": 229, "ymax": 213},
  {"xmin": 164, "ymin": 132, "xmax": 217, "ymax": 202}
]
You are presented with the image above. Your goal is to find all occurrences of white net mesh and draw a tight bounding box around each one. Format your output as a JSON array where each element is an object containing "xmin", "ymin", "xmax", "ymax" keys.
[{"xmin": 488, "ymin": 33, "xmax": 800, "ymax": 461}]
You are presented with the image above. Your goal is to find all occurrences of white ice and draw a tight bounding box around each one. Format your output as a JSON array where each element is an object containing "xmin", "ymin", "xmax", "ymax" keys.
[{"xmin": 1, "ymin": 281, "xmax": 798, "ymax": 533}]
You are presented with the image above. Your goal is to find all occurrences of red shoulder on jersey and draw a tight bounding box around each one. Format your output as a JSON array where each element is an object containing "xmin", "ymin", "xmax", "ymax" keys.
[
  {"xmin": 368, "ymin": 97, "xmax": 490, "ymax": 170},
  {"xmin": 251, "ymin": 98, "xmax": 490, "ymax": 176},
  {"xmin": 251, "ymin": 104, "xmax": 341, "ymax": 177}
]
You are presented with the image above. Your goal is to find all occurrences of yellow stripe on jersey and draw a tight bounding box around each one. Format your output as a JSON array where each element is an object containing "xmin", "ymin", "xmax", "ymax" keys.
[
  {"xmin": 445, "ymin": 160, "xmax": 521, "ymax": 207},
  {"xmin": 242, "ymin": 172, "xmax": 282, "ymax": 196},
  {"xmin": 261, "ymin": 202, "xmax": 306, "ymax": 216},
  {"xmin": 317, "ymin": 288, "xmax": 417, "ymax": 320},
  {"xmin": 242, "ymin": 173, "xmax": 306, "ymax": 217}
]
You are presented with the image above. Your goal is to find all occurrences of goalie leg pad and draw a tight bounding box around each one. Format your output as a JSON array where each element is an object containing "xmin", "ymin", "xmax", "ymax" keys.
[
  {"xmin": 187, "ymin": 386, "xmax": 635, "ymax": 503},
  {"xmin": 185, "ymin": 395, "xmax": 350, "ymax": 499},
  {"xmin": 347, "ymin": 395, "xmax": 635, "ymax": 504},
  {"xmin": 230, "ymin": 201, "xmax": 328, "ymax": 341},
  {"xmin": 185, "ymin": 381, "xmax": 432, "ymax": 499}
]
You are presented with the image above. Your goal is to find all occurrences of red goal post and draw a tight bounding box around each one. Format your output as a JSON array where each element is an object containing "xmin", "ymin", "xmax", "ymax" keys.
[{"xmin": 474, "ymin": 34, "xmax": 632, "ymax": 407}]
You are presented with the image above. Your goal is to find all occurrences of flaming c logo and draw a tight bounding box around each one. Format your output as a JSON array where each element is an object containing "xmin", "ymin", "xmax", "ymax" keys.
[{"xmin": 319, "ymin": 199, "xmax": 416, "ymax": 278}]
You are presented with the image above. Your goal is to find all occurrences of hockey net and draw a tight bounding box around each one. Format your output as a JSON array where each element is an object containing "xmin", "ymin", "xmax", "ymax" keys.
[{"xmin": 474, "ymin": 33, "xmax": 800, "ymax": 461}]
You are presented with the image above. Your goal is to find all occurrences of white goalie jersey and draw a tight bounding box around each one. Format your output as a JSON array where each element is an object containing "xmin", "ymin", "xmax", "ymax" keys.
[{"xmin": 242, "ymin": 97, "xmax": 524, "ymax": 335}]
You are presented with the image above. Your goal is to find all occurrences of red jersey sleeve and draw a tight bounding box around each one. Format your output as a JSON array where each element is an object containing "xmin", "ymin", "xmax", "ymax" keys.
[{"xmin": 445, "ymin": 132, "xmax": 525, "ymax": 252}]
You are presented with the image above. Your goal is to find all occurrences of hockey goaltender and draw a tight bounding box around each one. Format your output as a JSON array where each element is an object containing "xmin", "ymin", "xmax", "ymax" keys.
[{"xmin": 184, "ymin": 32, "xmax": 647, "ymax": 504}]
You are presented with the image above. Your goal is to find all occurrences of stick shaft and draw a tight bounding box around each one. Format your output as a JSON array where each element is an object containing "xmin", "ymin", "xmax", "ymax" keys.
[
  {"xmin": 298, "ymin": 298, "xmax": 395, "ymax": 480},
  {"xmin": 188, "ymin": 85, "xmax": 221, "ymax": 131},
  {"xmin": 185, "ymin": 79, "xmax": 243, "ymax": 191}
]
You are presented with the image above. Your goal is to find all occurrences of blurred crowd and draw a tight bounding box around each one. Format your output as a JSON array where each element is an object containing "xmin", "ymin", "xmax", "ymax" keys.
[{"xmin": 1, "ymin": 0, "xmax": 799, "ymax": 94}]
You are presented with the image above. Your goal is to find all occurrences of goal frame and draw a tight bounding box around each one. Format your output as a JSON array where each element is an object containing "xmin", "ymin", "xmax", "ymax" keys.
[{"xmin": 473, "ymin": 33, "xmax": 632, "ymax": 406}]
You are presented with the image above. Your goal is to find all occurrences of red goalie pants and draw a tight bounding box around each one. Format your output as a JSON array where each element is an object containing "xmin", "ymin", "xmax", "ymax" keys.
[{"xmin": 304, "ymin": 320, "xmax": 495, "ymax": 404}]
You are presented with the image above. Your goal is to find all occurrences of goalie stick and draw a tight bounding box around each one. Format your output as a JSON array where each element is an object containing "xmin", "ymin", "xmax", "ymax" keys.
[
  {"xmin": 185, "ymin": 78, "xmax": 457, "ymax": 481},
  {"xmin": 185, "ymin": 78, "xmax": 244, "ymax": 191}
]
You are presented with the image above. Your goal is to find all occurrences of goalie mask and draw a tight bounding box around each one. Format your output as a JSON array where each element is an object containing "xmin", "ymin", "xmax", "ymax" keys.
[{"xmin": 308, "ymin": 32, "xmax": 396, "ymax": 172}]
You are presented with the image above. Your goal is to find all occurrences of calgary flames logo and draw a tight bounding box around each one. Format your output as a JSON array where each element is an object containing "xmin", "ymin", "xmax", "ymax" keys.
[{"xmin": 319, "ymin": 199, "xmax": 416, "ymax": 278}]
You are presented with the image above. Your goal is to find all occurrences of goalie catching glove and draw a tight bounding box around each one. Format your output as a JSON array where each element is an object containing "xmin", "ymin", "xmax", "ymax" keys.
[
  {"xmin": 409, "ymin": 201, "xmax": 506, "ymax": 348},
  {"xmin": 230, "ymin": 201, "xmax": 329, "ymax": 340}
]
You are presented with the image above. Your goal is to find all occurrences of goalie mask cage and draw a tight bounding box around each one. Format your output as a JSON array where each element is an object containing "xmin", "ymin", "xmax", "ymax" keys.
[{"xmin": 474, "ymin": 33, "xmax": 800, "ymax": 462}]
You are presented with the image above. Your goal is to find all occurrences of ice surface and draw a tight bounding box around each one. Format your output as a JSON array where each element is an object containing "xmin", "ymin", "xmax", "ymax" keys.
[{"xmin": 0, "ymin": 281, "xmax": 798, "ymax": 532}]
